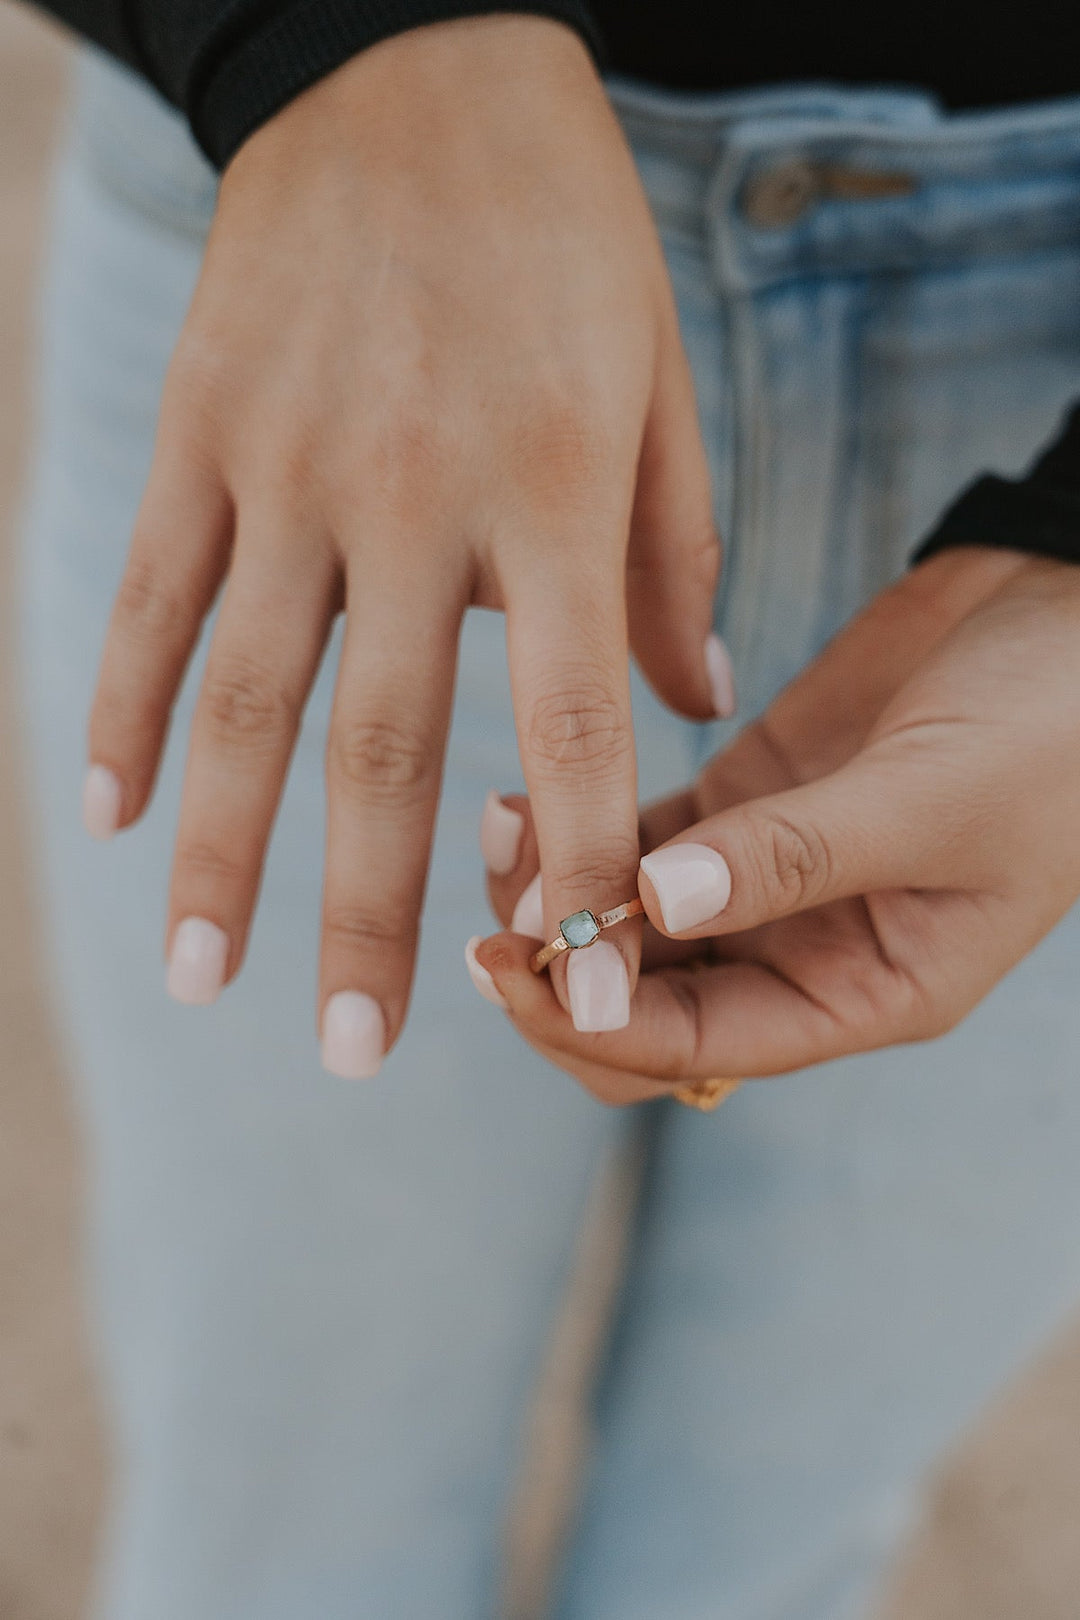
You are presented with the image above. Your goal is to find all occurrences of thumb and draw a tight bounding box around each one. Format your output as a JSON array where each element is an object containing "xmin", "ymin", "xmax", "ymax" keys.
[
  {"xmin": 627, "ymin": 313, "xmax": 732, "ymax": 722},
  {"xmin": 638, "ymin": 740, "xmax": 983, "ymax": 938}
]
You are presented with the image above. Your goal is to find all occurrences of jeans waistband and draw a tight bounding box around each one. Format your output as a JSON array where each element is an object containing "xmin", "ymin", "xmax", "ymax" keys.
[
  {"xmin": 72, "ymin": 51, "xmax": 1080, "ymax": 294},
  {"xmin": 606, "ymin": 77, "xmax": 1080, "ymax": 291}
]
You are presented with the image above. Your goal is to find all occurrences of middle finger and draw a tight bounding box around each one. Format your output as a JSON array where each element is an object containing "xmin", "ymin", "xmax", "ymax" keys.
[{"xmin": 319, "ymin": 554, "xmax": 467, "ymax": 1078}]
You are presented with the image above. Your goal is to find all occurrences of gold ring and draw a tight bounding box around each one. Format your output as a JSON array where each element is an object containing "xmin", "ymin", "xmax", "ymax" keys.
[
  {"xmin": 672, "ymin": 1077, "xmax": 742, "ymax": 1112},
  {"xmin": 529, "ymin": 899, "xmax": 645, "ymax": 974}
]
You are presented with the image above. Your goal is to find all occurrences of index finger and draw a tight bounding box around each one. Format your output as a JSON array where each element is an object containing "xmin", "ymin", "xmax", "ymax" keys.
[{"xmin": 505, "ymin": 553, "xmax": 641, "ymax": 1033}]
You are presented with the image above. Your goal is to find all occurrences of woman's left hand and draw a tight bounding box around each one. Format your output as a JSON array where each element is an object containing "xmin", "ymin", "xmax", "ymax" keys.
[{"xmin": 473, "ymin": 545, "xmax": 1080, "ymax": 1104}]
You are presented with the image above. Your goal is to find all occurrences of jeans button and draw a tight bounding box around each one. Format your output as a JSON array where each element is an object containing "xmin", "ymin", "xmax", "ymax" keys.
[{"xmin": 741, "ymin": 160, "xmax": 819, "ymax": 228}]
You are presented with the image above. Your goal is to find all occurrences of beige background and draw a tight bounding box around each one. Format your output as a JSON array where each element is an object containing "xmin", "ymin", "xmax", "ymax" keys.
[{"xmin": 1, "ymin": 6, "xmax": 1079, "ymax": 1616}]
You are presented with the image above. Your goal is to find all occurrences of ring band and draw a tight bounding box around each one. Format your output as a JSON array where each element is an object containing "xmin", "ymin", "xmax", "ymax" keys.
[
  {"xmin": 529, "ymin": 899, "xmax": 645, "ymax": 974},
  {"xmin": 672, "ymin": 1077, "xmax": 742, "ymax": 1112}
]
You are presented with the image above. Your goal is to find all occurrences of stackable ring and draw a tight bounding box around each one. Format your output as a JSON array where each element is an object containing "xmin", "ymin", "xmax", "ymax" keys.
[{"xmin": 529, "ymin": 898, "xmax": 645, "ymax": 974}]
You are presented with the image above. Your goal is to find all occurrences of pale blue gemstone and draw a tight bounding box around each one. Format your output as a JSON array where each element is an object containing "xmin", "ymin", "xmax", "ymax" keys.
[{"xmin": 561, "ymin": 910, "xmax": 600, "ymax": 949}]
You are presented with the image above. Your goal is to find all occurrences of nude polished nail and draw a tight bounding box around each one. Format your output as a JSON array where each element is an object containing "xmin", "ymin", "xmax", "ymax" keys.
[
  {"xmin": 166, "ymin": 917, "xmax": 229, "ymax": 1005},
  {"xmin": 82, "ymin": 764, "xmax": 122, "ymax": 840},
  {"xmin": 511, "ymin": 872, "xmax": 544, "ymax": 938},
  {"xmin": 567, "ymin": 940, "xmax": 630, "ymax": 1033},
  {"xmin": 705, "ymin": 632, "xmax": 737, "ymax": 719},
  {"xmin": 465, "ymin": 936, "xmax": 508, "ymax": 1009},
  {"xmin": 321, "ymin": 991, "xmax": 385, "ymax": 1080},
  {"xmin": 479, "ymin": 791, "xmax": 524, "ymax": 876},
  {"xmin": 639, "ymin": 843, "xmax": 732, "ymax": 933}
]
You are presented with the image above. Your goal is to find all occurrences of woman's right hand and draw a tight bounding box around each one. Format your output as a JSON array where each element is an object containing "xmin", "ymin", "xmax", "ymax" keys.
[
  {"xmin": 83, "ymin": 14, "xmax": 729, "ymax": 1075},
  {"xmin": 475, "ymin": 546, "xmax": 1080, "ymax": 1103}
]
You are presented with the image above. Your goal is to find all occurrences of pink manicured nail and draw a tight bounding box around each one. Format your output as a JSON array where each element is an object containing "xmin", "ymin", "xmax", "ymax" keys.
[
  {"xmin": 465, "ymin": 936, "xmax": 507, "ymax": 1009},
  {"xmin": 566, "ymin": 940, "xmax": 630, "ymax": 1033},
  {"xmin": 166, "ymin": 917, "xmax": 229, "ymax": 1005},
  {"xmin": 82, "ymin": 764, "xmax": 122, "ymax": 840},
  {"xmin": 639, "ymin": 842, "xmax": 732, "ymax": 933},
  {"xmin": 705, "ymin": 633, "xmax": 737, "ymax": 719},
  {"xmin": 479, "ymin": 791, "xmax": 524, "ymax": 876},
  {"xmin": 511, "ymin": 872, "xmax": 544, "ymax": 938},
  {"xmin": 321, "ymin": 991, "xmax": 385, "ymax": 1080}
]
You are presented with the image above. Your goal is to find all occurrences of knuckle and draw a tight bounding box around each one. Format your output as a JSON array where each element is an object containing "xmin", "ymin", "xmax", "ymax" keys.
[
  {"xmin": 830, "ymin": 929, "xmax": 943, "ymax": 1046},
  {"xmin": 527, "ymin": 683, "xmax": 631, "ymax": 776},
  {"xmin": 657, "ymin": 970, "xmax": 709, "ymax": 1082},
  {"xmin": 261, "ymin": 430, "xmax": 321, "ymax": 509},
  {"xmin": 173, "ymin": 837, "xmax": 247, "ymax": 889},
  {"xmin": 162, "ymin": 335, "xmax": 235, "ymax": 446},
  {"xmin": 200, "ymin": 656, "xmax": 296, "ymax": 750},
  {"xmin": 828, "ymin": 947, "xmax": 908, "ymax": 1041},
  {"xmin": 323, "ymin": 902, "xmax": 415, "ymax": 957},
  {"xmin": 893, "ymin": 997, "xmax": 950, "ymax": 1045},
  {"xmin": 627, "ymin": 518, "xmax": 718, "ymax": 592},
  {"xmin": 756, "ymin": 811, "xmax": 831, "ymax": 912},
  {"xmin": 168, "ymin": 327, "xmax": 232, "ymax": 402},
  {"xmin": 113, "ymin": 556, "xmax": 193, "ymax": 644},
  {"xmin": 550, "ymin": 846, "xmax": 640, "ymax": 899},
  {"xmin": 904, "ymin": 979, "xmax": 966, "ymax": 1043},
  {"xmin": 377, "ymin": 395, "xmax": 447, "ymax": 478},
  {"xmin": 510, "ymin": 391, "xmax": 620, "ymax": 516},
  {"xmin": 687, "ymin": 522, "xmax": 722, "ymax": 589},
  {"xmin": 361, "ymin": 390, "xmax": 455, "ymax": 523},
  {"xmin": 330, "ymin": 714, "xmax": 432, "ymax": 803}
]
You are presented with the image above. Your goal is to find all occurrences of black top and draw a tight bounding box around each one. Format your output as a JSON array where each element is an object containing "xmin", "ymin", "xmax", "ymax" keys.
[
  {"xmin": 914, "ymin": 407, "xmax": 1080, "ymax": 569},
  {"xmin": 33, "ymin": 0, "xmax": 1080, "ymax": 175},
  {"xmin": 26, "ymin": 0, "xmax": 1080, "ymax": 567},
  {"xmin": 592, "ymin": 2, "xmax": 1080, "ymax": 110}
]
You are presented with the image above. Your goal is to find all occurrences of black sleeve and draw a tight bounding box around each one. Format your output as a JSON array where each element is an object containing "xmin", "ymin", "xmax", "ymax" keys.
[
  {"xmin": 911, "ymin": 401, "xmax": 1080, "ymax": 568},
  {"xmin": 29, "ymin": 0, "xmax": 604, "ymax": 168}
]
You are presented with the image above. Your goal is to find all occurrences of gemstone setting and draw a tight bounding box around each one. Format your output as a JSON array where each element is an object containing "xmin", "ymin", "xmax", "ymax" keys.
[{"xmin": 560, "ymin": 910, "xmax": 601, "ymax": 949}]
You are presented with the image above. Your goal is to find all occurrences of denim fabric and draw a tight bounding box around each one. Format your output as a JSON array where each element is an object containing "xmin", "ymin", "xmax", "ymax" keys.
[{"xmin": 16, "ymin": 51, "xmax": 1080, "ymax": 1620}]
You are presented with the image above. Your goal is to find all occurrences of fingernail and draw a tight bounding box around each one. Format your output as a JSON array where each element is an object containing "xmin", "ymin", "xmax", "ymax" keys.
[
  {"xmin": 511, "ymin": 872, "xmax": 544, "ymax": 938},
  {"xmin": 639, "ymin": 842, "xmax": 732, "ymax": 932},
  {"xmin": 465, "ymin": 936, "xmax": 508, "ymax": 1009},
  {"xmin": 321, "ymin": 991, "xmax": 385, "ymax": 1080},
  {"xmin": 82, "ymin": 764, "xmax": 122, "ymax": 840},
  {"xmin": 705, "ymin": 632, "xmax": 737, "ymax": 719},
  {"xmin": 166, "ymin": 917, "xmax": 229, "ymax": 1005},
  {"xmin": 479, "ymin": 791, "xmax": 524, "ymax": 876},
  {"xmin": 567, "ymin": 940, "xmax": 630, "ymax": 1032}
]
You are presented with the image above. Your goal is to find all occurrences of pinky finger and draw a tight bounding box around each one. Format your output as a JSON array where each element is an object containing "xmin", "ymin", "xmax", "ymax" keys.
[{"xmin": 86, "ymin": 449, "xmax": 233, "ymax": 836}]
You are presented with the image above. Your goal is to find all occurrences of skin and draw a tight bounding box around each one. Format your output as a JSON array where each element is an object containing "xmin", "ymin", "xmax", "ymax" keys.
[
  {"xmin": 475, "ymin": 546, "xmax": 1080, "ymax": 1105},
  {"xmin": 86, "ymin": 16, "xmax": 722, "ymax": 1048}
]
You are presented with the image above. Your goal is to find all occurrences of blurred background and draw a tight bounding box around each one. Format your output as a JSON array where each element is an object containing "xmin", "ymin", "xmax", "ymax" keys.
[{"xmin": 2, "ymin": 5, "xmax": 1080, "ymax": 1616}]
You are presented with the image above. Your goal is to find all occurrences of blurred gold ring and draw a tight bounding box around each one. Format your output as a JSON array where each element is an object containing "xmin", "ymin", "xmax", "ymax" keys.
[
  {"xmin": 529, "ymin": 899, "xmax": 644, "ymax": 974},
  {"xmin": 672, "ymin": 1077, "xmax": 742, "ymax": 1112}
]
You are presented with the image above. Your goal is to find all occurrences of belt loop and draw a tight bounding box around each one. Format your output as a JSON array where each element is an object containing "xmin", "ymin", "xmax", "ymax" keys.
[{"xmin": 705, "ymin": 136, "xmax": 760, "ymax": 297}]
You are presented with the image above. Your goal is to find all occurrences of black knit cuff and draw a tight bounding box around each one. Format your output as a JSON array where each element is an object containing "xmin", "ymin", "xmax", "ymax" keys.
[
  {"xmin": 911, "ymin": 403, "xmax": 1080, "ymax": 568},
  {"xmin": 192, "ymin": 1, "xmax": 604, "ymax": 167}
]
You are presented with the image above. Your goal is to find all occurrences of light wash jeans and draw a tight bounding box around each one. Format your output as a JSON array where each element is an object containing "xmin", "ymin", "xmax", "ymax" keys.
[{"xmin": 16, "ymin": 50, "xmax": 1080, "ymax": 1620}]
